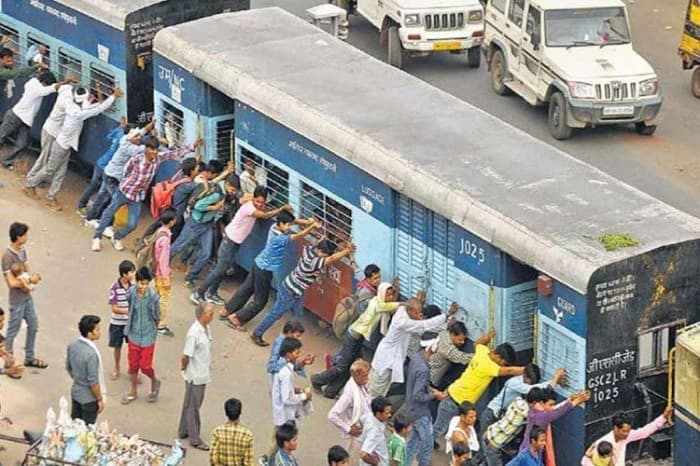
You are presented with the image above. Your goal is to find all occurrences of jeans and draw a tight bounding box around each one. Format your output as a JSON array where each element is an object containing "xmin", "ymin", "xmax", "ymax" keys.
[
  {"xmin": 0, "ymin": 110, "xmax": 28, "ymax": 166},
  {"xmin": 170, "ymin": 220, "xmax": 214, "ymax": 282},
  {"xmin": 433, "ymin": 395, "xmax": 460, "ymax": 440},
  {"xmin": 71, "ymin": 399, "xmax": 98, "ymax": 426},
  {"xmin": 196, "ymin": 236, "xmax": 240, "ymax": 296},
  {"xmin": 95, "ymin": 190, "xmax": 141, "ymax": 241},
  {"xmin": 311, "ymin": 333, "xmax": 363, "ymax": 398},
  {"xmin": 482, "ymin": 438, "xmax": 505, "ymax": 466},
  {"xmin": 4, "ymin": 299, "xmax": 38, "ymax": 362},
  {"xmin": 87, "ymin": 175, "xmax": 118, "ymax": 221},
  {"xmin": 406, "ymin": 416, "xmax": 433, "ymax": 466},
  {"xmin": 479, "ymin": 407, "xmax": 499, "ymax": 439},
  {"xmin": 77, "ymin": 167, "xmax": 104, "ymax": 208},
  {"xmin": 253, "ymin": 284, "xmax": 303, "ymax": 338},
  {"xmin": 226, "ymin": 264, "xmax": 273, "ymax": 323}
]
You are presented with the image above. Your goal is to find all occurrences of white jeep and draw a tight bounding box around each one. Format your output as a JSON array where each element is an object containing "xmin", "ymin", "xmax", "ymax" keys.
[
  {"xmin": 482, "ymin": 0, "xmax": 662, "ymax": 139},
  {"xmin": 333, "ymin": 0, "xmax": 486, "ymax": 69}
]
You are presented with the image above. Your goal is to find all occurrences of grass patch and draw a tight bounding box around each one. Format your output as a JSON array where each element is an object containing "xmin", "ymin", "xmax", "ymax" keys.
[{"xmin": 599, "ymin": 233, "xmax": 640, "ymax": 251}]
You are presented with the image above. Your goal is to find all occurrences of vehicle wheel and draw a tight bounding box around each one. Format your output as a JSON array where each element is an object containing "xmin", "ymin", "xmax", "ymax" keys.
[
  {"xmin": 635, "ymin": 122, "xmax": 657, "ymax": 136},
  {"xmin": 467, "ymin": 46, "xmax": 481, "ymax": 68},
  {"xmin": 692, "ymin": 67, "xmax": 700, "ymax": 98},
  {"xmin": 548, "ymin": 92, "xmax": 573, "ymax": 140},
  {"xmin": 490, "ymin": 49, "xmax": 508, "ymax": 95},
  {"xmin": 387, "ymin": 26, "xmax": 404, "ymax": 69}
]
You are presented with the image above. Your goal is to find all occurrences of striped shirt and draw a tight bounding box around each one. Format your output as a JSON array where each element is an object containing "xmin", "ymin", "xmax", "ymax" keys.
[
  {"xmin": 283, "ymin": 246, "xmax": 325, "ymax": 296},
  {"xmin": 119, "ymin": 145, "xmax": 193, "ymax": 202},
  {"xmin": 485, "ymin": 396, "xmax": 529, "ymax": 450},
  {"xmin": 108, "ymin": 279, "xmax": 132, "ymax": 326}
]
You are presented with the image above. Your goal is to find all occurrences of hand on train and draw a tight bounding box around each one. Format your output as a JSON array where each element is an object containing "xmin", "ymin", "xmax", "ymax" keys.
[
  {"xmin": 112, "ymin": 88, "xmax": 125, "ymax": 98},
  {"xmin": 192, "ymin": 137, "xmax": 204, "ymax": 149},
  {"xmin": 663, "ymin": 406, "xmax": 674, "ymax": 421}
]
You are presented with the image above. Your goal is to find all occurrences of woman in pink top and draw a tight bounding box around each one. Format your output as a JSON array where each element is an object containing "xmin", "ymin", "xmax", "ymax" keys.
[{"xmin": 154, "ymin": 209, "xmax": 177, "ymax": 336}]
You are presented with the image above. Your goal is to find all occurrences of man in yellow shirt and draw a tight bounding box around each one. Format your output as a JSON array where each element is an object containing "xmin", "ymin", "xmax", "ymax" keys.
[{"xmin": 433, "ymin": 337, "xmax": 524, "ymax": 443}]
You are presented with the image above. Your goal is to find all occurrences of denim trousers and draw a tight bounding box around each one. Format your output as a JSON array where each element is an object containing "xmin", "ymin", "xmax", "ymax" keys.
[
  {"xmin": 406, "ymin": 416, "xmax": 433, "ymax": 466},
  {"xmin": 94, "ymin": 189, "xmax": 141, "ymax": 240},
  {"xmin": 4, "ymin": 299, "xmax": 38, "ymax": 362},
  {"xmin": 196, "ymin": 236, "xmax": 240, "ymax": 296},
  {"xmin": 87, "ymin": 175, "xmax": 118, "ymax": 221},
  {"xmin": 77, "ymin": 167, "xmax": 104, "ymax": 208},
  {"xmin": 170, "ymin": 220, "xmax": 214, "ymax": 282},
  {"xmin": 253, "ymin": 284, "xmax": 303, "ymax": 338},
  {"xmin": 433, "ymin": 395, "xmax": 460, "ymax": 440}
]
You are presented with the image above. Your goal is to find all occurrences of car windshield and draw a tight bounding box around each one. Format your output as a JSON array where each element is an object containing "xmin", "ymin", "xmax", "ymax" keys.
[{"xmin": 545, "ymin": 7, "xmax": 630, "ymax": 47}]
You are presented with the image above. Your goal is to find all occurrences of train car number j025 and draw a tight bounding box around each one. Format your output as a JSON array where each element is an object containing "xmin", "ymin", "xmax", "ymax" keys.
[{"xmin": 433, "ymin": 41, "xmax": 462, "ymax": 51}]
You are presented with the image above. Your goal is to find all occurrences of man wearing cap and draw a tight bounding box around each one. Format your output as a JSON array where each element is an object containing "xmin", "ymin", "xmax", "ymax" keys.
[
  {"xmin": 24, "ymin": 86, "xmax": 124, "ymax": 210},
  {"xmin": 405, "ymin": 332, "xmax": 447, "ymax": 466}
]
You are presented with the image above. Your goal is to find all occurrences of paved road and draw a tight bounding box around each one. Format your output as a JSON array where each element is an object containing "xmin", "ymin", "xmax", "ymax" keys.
[{"xmin": 255, "ymin": 0, "xmax": 700, "ymax": 217}]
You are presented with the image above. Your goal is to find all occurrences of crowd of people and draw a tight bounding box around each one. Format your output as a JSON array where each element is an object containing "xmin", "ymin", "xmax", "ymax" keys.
[{"xmin": 0, "ymin": 41, "xmax": 676, "ymax": 466}]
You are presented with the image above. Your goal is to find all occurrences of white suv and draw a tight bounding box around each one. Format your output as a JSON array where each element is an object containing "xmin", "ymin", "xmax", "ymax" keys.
[{"xmin": 482, "ymin": 0, "xmax": 662, "ymax": 139}]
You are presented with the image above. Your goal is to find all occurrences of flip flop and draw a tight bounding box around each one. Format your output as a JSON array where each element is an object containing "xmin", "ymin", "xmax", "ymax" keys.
[
  {"xmin": 147, "ymin": 380, "xmax": 162, "ymax": 403},
  {"xmin": 24, "ymin": 359, "xmax": 48, "ymax": 369},
  {"xmin": 192, "ymin": 443, "xmax": 210, "ymax": 451},
  {"xmin": 5, "ymin": 372, "xmax": 22, "ymax": 379},
  {"xmin": 224, "ymin": 319, "xmax": 246, "ymax": 332},
  {"xmin": 120, "ymin": 393, "xmax": 137, "ymax": 405},
  {"xmin": 110, "ymin": 371, "xmax": 120, "ymax": 381}
]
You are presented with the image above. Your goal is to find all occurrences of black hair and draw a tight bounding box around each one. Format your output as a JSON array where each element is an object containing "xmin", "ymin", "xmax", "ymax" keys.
[
  {"xmin": 78, "ymin": 314, "xmax": 101, "ymax": 337},
  {"xmin": 159, "ymin": 208, "xmax": 177, "ymax": 226},
  {"xmin": 282, "ymin": 319, "xmax": 305, "ymax": 335},
  {"xmin": 9, "ymin": 222, "xmax": 28, "ymax": 243},
  {"xmin": 276, "ymin": 421, "xmax": 298, "ymax": 448},
  {"xmin": 143, "ymin": 135, "xmax": 160, "ymax": 149},
  {"xmin": 363, "ymin": 264, "xmax": 380, "ymax": 279},
  {"xmin": 524, "ymin": 363, "xmax": 542, "ymax": 385},
  {"xmin": 316, "ymin": 239, "xmax": 337, "ymax": 255},
  {"xmin": 370, "ymin": 396, "xmax": 392, "ymax": 415},
  {"xmin": 452, "ymin": 441, "xmax": 469, "ymax": 458},
  {"xmin": 279, "ymin": 337, "xmax": 302, "ymax": 359},
  {"xmin": 327, "ymin": 445, "xmax": 349, "ymax": 465},
  {"xmin": 38, "ymin": 70, "xmax": 56, "ymax": 86},
  {"xmin": 197, "ymin": 161, "xmax": 207, "ymax": 172},
  {"xmin": 458, "ymin": 401, "xmax": 476, "ymax": 416},
  {"xmin": 392, "ymin": 413, "xmax": 411, "ymax": 433},
  {"xmin": 276, "ymin": 210, "xmax": 296, "ymax": 225},
  {"xmin": 181, "ymin": 157, "xmax": 198, "ymax": 177},
  {"xmin": 118, "ymin": 260, "xmax": 136, "ymax": 277},
  {"xmin": 123, "ymin": 123, "xmax": 136, "ymax": 135},
  {"xmin": 136, "ymin": 266, "xmax": 152, "ymax": 282},
  {"xmin": 597, "ymin": 441, "xmax": 613, "ymax": 457},
  {"xmin": 0, "ymin": 48, "xmax": 14, "ymax": 59},
  {"xmin": 611, "ymin": 411, "xmax": 631, "ymax": 429},
  {"xmin": 224, "ymin": 398, "xmax": 242, "ymax": 421},
  {"xmin": 423, "ymin": 304, "xmax": 442, "ymax": 319},
  {"xmin": 526, "ymin": 387, "xmax": 544, "ymax": 404},
  {"xmin": 226, "ymin": 174, "xmax": 241, "ymax": 190},
  {"xmin": 0, "ymin": 306, "xmax": 4, "ymax": 316},
  {"xmin": 494, "ymin": 342, "xmax": 516, "ymax": 366},
  {"xmin": 253, "ymin": 185, "xmax": 268, "ymax": 198},
  {"xmin": 530, "ymin": 426, "xmax": 546, "ymax": 442},
  {"xmin": 541, "ymin": 387, "xmax": 558, "ymax": 403},
  {"xmin": 448, "ymin": 320, "xmax": 467, "ymax": 337},
  {"xmin": 207, "ymin": 159, "xmax": 224, "ymax": 176}
]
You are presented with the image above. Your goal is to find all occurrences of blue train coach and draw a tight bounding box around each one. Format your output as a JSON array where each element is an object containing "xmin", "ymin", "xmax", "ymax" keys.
[
  {"xmin": 153, "ymin": 8, "xmax": 700, "ymax": 463},
  {"xmin": 0, "ymin": 0, "xmax": 248, "ymax": 165}
]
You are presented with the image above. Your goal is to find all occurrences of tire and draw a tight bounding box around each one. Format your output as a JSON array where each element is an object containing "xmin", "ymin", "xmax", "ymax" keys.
[
  {"xmin": 635, "ymin": 122, "xmax": 657, "ymax": 136},
  {"xmin": 692, "ymin": 67, "xmax": 700, "ymax": 98},
  {"xmin": 387, "ymin": 26, "xmax": 404, "ymax": 69},
  {"xmin": 490, "ymin": 49, "xmax": 508, "ymax": 95},
  {"xmin": 548, "ymin": 92, "xmax": 573, "ymax": 140},
  {"xmin": 467, "ymin": 46, "xmax": 481, "ymax": 68}
]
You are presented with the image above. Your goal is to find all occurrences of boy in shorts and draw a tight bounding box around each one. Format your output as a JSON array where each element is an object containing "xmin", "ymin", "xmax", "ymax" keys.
[{"xmin": 108, "ymin": 260, "xmax": 135, "ymax": 380}]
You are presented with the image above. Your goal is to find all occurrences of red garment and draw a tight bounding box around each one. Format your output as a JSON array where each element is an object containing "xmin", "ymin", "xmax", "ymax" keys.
[
  {"xmin": 545, "ymin": 424, "xmax": 556, "ymax": 466},
  {"xmin": 355, "ymin": 278, "xmax": 377, "ymax": 296},
  {"xmin": 127, "ymin": 341, "xmax": 155, "ymax": 377}
]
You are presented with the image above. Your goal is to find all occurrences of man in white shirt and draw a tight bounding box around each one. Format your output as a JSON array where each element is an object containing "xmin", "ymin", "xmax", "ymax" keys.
[
  {"xmin": 360, "ymin": 396, "xmax": 393, "ymax": 466},
  {"xmin": 271, "ymin": 337, "xmax": 313, "ymax": 428},
  {"xmin": 328, "ymin": 359, "xmax": 372, "ymax": 459},
  {"xmin": 0, "ymin": 70, "xmax": 69, "ymax": 169},
  {"xmin": 178, "ymin": 302, "xmax": 214, "ymax": 451},
  {"xmin": 368, "ymin": 299, "xmax": 455, "ymax": 398},
  {"xmin": 24, "ymin": 85, "xmax": 124, "ymax": 210}
]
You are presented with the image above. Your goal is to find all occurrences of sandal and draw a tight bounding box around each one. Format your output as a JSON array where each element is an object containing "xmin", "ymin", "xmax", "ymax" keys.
[
  {"xmin": 24, "ymin": 359, "xmax": 48, "ymax": 369},
  {"xmin": 224, "ymin": 319, "xmax": 246, "ymax": 332},
  {"xmin": 120, "ymin": 393, "xmax": 137, "ymax": 405},
  {"xmin": 5, "ymin": 371, "xmax": 22, "ymax": 379},
  {"xmin": 147, "ymin": 380, "xmax": 162, "ymax": 403},
  {"xmin": 192, "ymin": 443, "xmax": 210, "ymax": 451}
]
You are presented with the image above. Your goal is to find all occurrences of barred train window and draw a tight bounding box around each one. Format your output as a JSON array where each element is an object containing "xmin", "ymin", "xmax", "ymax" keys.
[
  {"xmin": 89, "ymin": 64, "xmax": 116, "ymax": 105},
  {"xmin": 240, "ymin": 147, "xmax": 289, "ymax": 209},
  {"xmin": 300, "ymin": 182, "xmax": 352, "ymax": 245},
  {"xmin": 58, "ymin": 48, "xmax": 82, "ymax": 82},
  {"xmin": 160, "ymin": 100, "xmax": 184, "ymax": 148},
  {"xmin": 26, "ymin": 34, "xmax": 50, "ymax": 67},
  {"xmin": 638, "ymin": 320, "xmax": 685, "ymax": 376},
  {"xmin": 216, "ymin": 119, "xmax": 235, "ymax": 162},
  {"xmin": 0, "ymin": 23, "xmax": 20, "ymax": 56}
]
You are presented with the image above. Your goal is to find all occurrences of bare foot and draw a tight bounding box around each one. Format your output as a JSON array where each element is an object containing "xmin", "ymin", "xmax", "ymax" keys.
[{"xmin": 110, "ymin": 371, "xmax": 119, "ymax": 381}]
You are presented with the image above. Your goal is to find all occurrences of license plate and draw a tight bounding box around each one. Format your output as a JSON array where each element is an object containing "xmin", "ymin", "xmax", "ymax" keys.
[
  {"xmin": 433, "ymin": 41, "xmax": 462, "ymax": 51},
  {"xmin": 603, "ymin": 105, "xmax": 634, "ymax": 116}
]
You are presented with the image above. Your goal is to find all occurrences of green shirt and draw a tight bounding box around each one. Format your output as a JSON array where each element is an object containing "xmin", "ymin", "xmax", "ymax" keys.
[{"xmin": 388, "ymin": 433, "xmax": 406, "ymax": 466}]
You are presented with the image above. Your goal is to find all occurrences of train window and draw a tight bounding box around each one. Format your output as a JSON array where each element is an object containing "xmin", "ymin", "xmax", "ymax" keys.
[
  {"xmin": 89, "ymin": 64, "xmax": 116, "ymax": 102},
  {"xmin": 216, "ymin": 118, "xmax": 235, "ymax": 162},
  {"xmin": 0, "ymin": 23, "xmax": 20, "ymax": 56},
  {"xmin": 239, "ymin": 147, "xmax": 289, "ymax": 208},
  {"xmin": 300, "ymin": 182, "xmax": 352, "ymax": 245},
  {"xmin": 638, "ymin": 320, "xmax": 685, "ymax": 376},
  {"xmin": 26, "ymin": 34, "xmax": 50, "ymax": 66},
  {"xmin": 58, "ymin": 49, "xmax": 82, "ymax": 82},
  {"xmin": 160, "ymin": 100, "xmax": 184, "ymax": 148}
]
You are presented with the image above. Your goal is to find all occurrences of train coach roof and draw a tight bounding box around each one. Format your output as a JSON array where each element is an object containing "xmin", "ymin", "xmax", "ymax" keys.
[
  {"xmin": 154, "ymin": 7, "xmax": 700, "ymax": 294},
  {"xmin": 56, "ymin": 0, "xmax": 161, "ymax": 30}
]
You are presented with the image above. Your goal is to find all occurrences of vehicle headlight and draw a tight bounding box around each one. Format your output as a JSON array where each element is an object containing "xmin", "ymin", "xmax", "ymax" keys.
[
  {"xmin": 568, "ymin": 81, "xmax": 596, "ymax": 99},
  {"xmin": 638, "ymin": 78, "xmax": 659, "ymax": 97},
  {"xmin": 468, "ymin": 10, "xmax": 482, "ymax": 23},
  {"xmin": 404, "ymin": 14, "xmax": 421, "ymax": 26}
]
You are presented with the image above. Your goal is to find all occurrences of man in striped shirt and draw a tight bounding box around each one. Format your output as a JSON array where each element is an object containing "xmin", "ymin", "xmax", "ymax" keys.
[
  {"xmin": 108, "ymin": 260, "xmax": 135, "ymax": 380},
  {"xmin": 250, "ymin": 239, "xmax": 355, "ymax": 347},
  {"xmin": 91, "ymin": 136, "xmax": 201, "ymax": 252}
]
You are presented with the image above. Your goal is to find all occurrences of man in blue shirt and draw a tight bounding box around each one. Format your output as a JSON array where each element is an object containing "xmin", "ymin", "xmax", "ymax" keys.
[
  {"xmin": 505, "ymin": 427, "xmax": 545, "ymax": 466},
  {"xmin": 222, "ymin": 211, "xmax": 318, "ymax": 330},
  {"xmin": 266, "ymin": 319, "xmax": 314, "ymax": 388}
]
